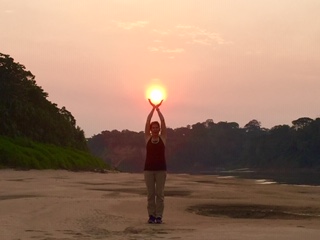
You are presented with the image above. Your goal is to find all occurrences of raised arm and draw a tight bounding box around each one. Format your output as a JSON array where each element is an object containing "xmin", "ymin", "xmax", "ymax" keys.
[
  {"xmin": 145, "ymin": 106, "xmax": 155, "ymax": 141},
  {"xmin": 156, "ymin": 108, "xmax": 167, "ymax": 144}
]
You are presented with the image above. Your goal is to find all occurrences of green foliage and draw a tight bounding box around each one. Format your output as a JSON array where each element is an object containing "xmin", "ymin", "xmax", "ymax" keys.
[
  {"xmin": 0, "ymin": 136, "xmax": 108, "ymax": 170},
  {"xmin": 0, "ymin": 53, "xmax": 87, "ymax": 150},
  {"xmin": 0, "ymin": 52, "xmax": 110, "ymax": 170}
]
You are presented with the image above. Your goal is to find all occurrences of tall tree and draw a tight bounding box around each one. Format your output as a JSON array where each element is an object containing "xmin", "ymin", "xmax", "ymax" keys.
[{"xmin": 0, "ymin": 53, "xmax": 87, "ymax": 150}]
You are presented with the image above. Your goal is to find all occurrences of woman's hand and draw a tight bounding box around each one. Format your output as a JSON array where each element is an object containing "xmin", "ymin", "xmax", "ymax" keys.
[
  {"xmin": 156, "ymin": 100, "xmax": 163, "ymax": 109},
  {"xmin": 148, "ymin": 99, "xmax": 156, "ymax": 108},
  {"xmin": 148, "ymin": 99, "xmax": 163, "ymax": 109}
]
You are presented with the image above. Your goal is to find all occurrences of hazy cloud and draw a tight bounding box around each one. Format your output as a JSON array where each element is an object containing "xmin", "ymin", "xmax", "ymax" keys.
[
  {"xmin": 148, "ymin": 47, "xmax": 160, "ymax": 52},
  {"xmin": 147, "ymin": 46, "xmax": 185, "ymax": 54},
  {"xmin": 162, "ymin": 48, "xmax": 185, "ymax": 53},
  {"xmin": 152, "ymin": 29, "xmax": 171, "ymax": 35},
  {"xmin": 176, "ymin": 25, "xmax": 231, "ymax": 46},
  {"xmin": 114, "ymin": 21, "xmax": 230, "ymax": 56},
  {"xmin": 114, "ymin": 20, "xmax": 149, "ymax": 30}
]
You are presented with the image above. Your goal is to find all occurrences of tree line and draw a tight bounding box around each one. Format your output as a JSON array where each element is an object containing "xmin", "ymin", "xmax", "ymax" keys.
[
  {"xmin": 0, "ymin": 53, "xmax": 87, "ymax": 150},
  {"xmin": 87, "ymin": 118, "xmax": 320, "ymax": 172}
]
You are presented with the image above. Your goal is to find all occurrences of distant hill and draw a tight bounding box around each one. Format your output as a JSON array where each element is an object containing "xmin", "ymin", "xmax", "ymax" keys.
[{"xmin": 0, "ymin": 53, "xmax": 108, "ymax": 170}]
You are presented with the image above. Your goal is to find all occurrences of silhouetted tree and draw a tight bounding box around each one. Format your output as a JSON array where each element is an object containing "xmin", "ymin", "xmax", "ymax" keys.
[
  {"xmin": 292, "ymin": 117, "xmax": 313, "ymax": 130},
  {"xmin": 0, "ymin": 53, "xmax": 87, "ymax": 150}
]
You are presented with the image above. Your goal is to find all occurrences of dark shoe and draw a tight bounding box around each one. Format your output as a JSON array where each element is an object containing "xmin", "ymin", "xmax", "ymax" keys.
[
  {"xmin": 155, "ymin": 217, "xmax": 162, "ymax": 224},
  {"xmin": 148, "ymin": 215, "xmax": 156, "ymax": 224}
]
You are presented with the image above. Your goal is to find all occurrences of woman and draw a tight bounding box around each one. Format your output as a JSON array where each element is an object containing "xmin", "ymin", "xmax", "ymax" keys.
[{"xmin": 144, "ymin": 99, "xmax": 167, "ymax": 224}]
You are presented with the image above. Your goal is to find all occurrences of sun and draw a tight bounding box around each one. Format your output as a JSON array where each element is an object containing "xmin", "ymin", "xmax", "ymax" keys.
[{"xmin": 146, "ymin": 85, "xmax": 167, "ymax": 105}]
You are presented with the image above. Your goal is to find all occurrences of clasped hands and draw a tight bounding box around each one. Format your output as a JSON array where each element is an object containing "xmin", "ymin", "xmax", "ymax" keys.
[{"xmin": 148, "ymin": 99, "xmax": 163, "ymax": 110}]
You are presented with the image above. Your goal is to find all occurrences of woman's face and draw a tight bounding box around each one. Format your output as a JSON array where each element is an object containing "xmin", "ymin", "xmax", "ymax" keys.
[{"xmin": 151, "ymin": 124, "xmax": 160, "ymax": 135}]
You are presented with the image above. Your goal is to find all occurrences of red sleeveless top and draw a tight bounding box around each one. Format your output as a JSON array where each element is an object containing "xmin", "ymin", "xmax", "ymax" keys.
[{"xmin": 144, "ymin": 137, "xmax": 166, "ymax": 171}]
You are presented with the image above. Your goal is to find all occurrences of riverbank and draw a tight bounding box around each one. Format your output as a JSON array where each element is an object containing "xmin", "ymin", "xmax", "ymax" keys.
[{"xmin": 1, "ymin": 170, "xmax": 320, "ymax": 240}]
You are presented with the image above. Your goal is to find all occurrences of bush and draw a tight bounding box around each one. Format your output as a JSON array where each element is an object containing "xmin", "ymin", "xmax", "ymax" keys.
[{"xmin": 0, "ymin": 136, "xmax": 109, "ymax": 171}]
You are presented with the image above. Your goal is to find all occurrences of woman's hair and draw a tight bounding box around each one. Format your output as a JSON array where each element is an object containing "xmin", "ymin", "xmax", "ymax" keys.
[{"xmin": 150, "ymin": 121, "xmax": 160, "ymax": 129}]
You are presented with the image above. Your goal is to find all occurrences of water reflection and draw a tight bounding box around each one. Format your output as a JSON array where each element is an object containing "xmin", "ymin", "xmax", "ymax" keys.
[{"xmin": 214, "ymin": 169, "xmax": 320, "ymax": 186}]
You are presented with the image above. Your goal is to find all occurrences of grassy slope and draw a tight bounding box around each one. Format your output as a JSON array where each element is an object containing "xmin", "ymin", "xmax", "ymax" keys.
[{"xmin": 0, "ymin": 136, "xmax": 109, "ymax": 171}]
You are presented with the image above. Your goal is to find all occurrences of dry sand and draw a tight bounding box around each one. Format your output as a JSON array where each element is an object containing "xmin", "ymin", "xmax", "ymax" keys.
[{"xmin": 1, "ymin": 169, "xmax": 320, "ymax": 240}]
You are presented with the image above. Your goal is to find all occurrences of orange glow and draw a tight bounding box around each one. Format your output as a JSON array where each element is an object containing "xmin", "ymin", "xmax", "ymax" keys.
[{"xmin": 146, "ymin": 85, "xmax": 167, "ymax": 105}]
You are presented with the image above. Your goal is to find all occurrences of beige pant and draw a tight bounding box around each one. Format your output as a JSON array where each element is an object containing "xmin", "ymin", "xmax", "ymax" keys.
[{"xmin": 144, "ymin": 171, "xmax": 167, "ymax": 218}]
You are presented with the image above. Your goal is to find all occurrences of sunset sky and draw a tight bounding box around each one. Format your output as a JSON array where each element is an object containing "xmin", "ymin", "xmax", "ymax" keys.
[{"xmin": 1, "ymin": 0, "xmax": 320, "ymax": 137}]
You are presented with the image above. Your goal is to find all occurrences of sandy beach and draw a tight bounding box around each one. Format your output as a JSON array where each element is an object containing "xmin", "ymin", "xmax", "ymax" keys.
[{"xmin": 1, "ymin": 170, "xmax": 320, "ymax": 240}]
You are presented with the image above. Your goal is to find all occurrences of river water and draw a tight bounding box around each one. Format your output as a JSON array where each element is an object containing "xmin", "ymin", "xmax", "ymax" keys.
[{"xmin": 212, "ymin": 169, "xmax": 320, "ymax": 186}]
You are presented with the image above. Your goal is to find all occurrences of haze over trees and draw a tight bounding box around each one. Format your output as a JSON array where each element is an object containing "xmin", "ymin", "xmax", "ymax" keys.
[{"xmin": 88, "ymin": 118, "xmax": 320, "ymax": 173}]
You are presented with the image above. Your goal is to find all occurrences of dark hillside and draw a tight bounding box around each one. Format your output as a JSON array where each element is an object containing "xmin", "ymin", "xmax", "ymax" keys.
[
  {"xmin": 0, "ymin": 53, "xmax": 108, "ymax": 170},
  {"xmin": 0, "ymin": 53, "xmax": 86, "ymax": 150}
]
